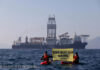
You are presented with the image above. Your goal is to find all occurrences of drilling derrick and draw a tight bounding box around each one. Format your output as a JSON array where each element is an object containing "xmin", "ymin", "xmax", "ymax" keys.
[{"xmin": 46, "ymin": 16, "xmax": 56, "ymax": 45}]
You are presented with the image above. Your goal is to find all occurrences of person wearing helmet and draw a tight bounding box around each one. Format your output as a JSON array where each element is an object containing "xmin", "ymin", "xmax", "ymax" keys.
[
  {"xmin": 61, "ymin": 52, "xmax": 79, "ymax": 64},
  {"xmin": 73, "ymin": 52, "xmax": 79, "ymax": 64},
  {"xmin": 41, "ymin": 51, "xmax": 52, "ymax": 65}
]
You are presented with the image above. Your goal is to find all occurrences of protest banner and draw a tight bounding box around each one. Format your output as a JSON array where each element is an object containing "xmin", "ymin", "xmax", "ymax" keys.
[{"xmin": 52, "ymin": 48, "xmax": 73, "ymax": 62}]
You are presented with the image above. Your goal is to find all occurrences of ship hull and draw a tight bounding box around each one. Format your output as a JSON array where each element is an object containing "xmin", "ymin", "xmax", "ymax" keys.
[{"xmin": 12, "ymin": 42, "xmax": 87, "ymax": 49}]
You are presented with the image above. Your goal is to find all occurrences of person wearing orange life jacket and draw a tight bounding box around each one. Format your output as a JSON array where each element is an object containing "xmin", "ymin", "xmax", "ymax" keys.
[
  {"xmin": 73, "ymin": 52, "xmax": 79, "ymax": 64},
  {"xmin": 61, "ymin": 52, "xmax": 79, "ymax": 64},
  {"xmin": 41, "ymin": 51, "xmax": 52, "ymax": 64}
]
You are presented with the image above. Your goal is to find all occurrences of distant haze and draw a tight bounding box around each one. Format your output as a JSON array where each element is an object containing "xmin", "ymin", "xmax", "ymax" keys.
[
  {"xmin": 0, "ymin": 0, "xmax": 100, "ymax": 48},
  {"xmin": 87, "ymin": 37, "xmax": 100, "ymax": 49}
]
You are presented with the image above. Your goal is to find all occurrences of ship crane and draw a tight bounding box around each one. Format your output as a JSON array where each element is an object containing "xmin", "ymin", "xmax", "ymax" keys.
[
  {"xmin": 59, "ymin": 32, "xmax": 69, "ymax": 38},
  {"xmin": 80, "ymin": 35, "xmax": 89, "ymax": 43}
]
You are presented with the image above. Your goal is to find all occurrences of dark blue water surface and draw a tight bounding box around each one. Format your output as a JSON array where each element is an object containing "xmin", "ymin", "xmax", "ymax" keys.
[{"xmin": 0, "ymin": 49, "xmax": 100, "ymax": 70}]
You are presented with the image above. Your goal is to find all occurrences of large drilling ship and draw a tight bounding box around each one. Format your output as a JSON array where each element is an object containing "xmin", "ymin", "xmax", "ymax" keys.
[{"xmin": 12, "ymin": 16, "xmax": 89, "ymax": 49}]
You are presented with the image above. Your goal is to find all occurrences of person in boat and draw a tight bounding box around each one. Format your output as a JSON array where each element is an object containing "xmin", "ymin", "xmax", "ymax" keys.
[
  {"xmin": 61, "ymin": 52, "xmax": 79, "ymax": 64},
  {"xmin": 41, "ymin": 51, "xmax": 52, "ymax": 64},
  {"xmin": 73, "ymin": 52, "xmax": 79, "ymax": 64}
]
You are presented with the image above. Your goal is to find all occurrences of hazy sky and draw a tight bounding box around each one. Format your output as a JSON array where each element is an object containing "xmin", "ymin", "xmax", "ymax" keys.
[{"xmin": 0, "ymin": 0, "xmax": 100, "ymax": 48}]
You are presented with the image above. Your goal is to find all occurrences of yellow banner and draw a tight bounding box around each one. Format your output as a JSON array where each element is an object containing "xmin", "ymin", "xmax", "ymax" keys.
[{"xmin": 52, "ymin": 48, "xmax": 73, "ymax": 62}]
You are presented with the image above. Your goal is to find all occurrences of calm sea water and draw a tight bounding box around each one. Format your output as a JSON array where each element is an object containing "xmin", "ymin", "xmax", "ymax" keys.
[{"xmin": 0, "ymin": 49, "xmax": 100, "ymax": 70}]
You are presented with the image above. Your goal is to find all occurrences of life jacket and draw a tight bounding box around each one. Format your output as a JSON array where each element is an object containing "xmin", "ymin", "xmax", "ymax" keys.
[
  {"xmin": 43, "ymin": 55, "xmax": 49, "ymax": 61},
  {"xmin": 73, "ymin": 55, "xmax": 79, "ymax": 63},
  {"xmin": 74, "ymin": 55, "xmax": 78, "ymax": 60}
]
